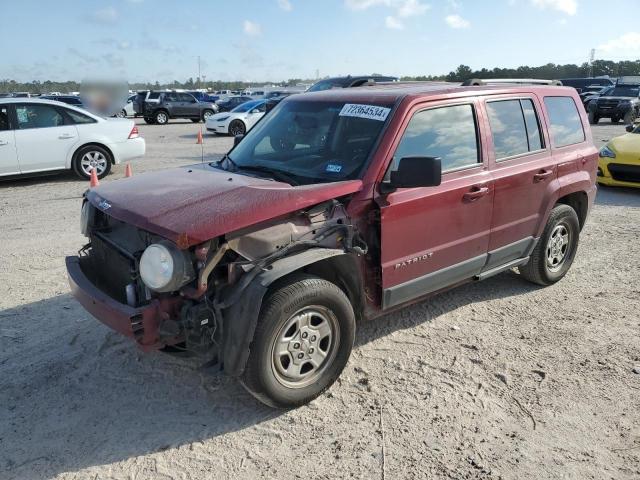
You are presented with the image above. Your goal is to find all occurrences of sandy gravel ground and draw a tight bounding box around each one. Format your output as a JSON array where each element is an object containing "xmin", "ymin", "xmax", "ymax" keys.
[{"xmin": 1, "ymin": 120, "xmax": 639, "ymax": 480}]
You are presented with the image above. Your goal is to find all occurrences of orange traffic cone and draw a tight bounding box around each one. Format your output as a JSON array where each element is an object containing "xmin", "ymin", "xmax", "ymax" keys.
[
  {"xmin": 196, "ymin": 129, "xmax": 203, "ymax": 145},
  {"xmin": 90, "ymin": 168, "xmax": 100, "ymax": 188},
  {"xmin": 125, "ymin": 163, "xmax": 133, "ymax": 177}
]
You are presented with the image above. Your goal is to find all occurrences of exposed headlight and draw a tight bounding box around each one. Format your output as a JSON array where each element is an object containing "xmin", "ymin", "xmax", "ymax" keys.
[
  {"xmin": 139, "ymin": 241, "xmax": 195, "ymax": 292},
  {"xmin": 599, "ymin": 145, "xmax": 616, "ymax": 159}
]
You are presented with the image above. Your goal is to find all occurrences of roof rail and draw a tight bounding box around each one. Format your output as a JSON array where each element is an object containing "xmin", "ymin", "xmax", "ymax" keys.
[{"xmin": 462, "ymin": 78, "xmax": 563, "ymax": 86}]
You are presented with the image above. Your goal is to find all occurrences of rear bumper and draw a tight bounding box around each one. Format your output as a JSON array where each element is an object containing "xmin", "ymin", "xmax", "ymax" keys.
[
  {"xmin": 109, "ymin": 137, "xmax": 146, "ymax": 165},
  {"xmin": 66, "ymin": 256, "xmax": 177, "ymax": 351}
]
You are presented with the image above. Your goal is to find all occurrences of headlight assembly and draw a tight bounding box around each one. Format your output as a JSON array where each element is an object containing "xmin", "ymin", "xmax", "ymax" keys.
[
  {"xmin": 599, "ymin": 145, "xmax": 616, "ymax": 159},
  {"xmin": 139, "ymin": 241, "xmax": 195, "ymax": 292}
]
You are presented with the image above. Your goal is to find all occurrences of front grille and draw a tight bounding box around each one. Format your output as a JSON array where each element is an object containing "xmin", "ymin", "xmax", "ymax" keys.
[
  {"xmin": 597, "ymin": 99, "xmax": 620, "ymax": 110},
  {"xmin": 608, "ymin": 163, "xmax": 640, "ymax": 183}
]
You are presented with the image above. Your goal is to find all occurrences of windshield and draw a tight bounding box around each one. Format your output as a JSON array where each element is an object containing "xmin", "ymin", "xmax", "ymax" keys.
[
  {"xmin": 226, "ymin": 99, "xmax": 394, "ymax": 185},
  {"xmin": 231, "ymin": 100, "xmax": 264, "ymax": 113},
  {"xmin": 605, "ymin": 86, "xmax": 640, "ymax": 97}
]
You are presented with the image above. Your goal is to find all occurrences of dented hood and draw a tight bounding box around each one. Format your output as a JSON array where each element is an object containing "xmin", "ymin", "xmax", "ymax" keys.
[{"xmin": 87, "ymin": 163, "xmax": 363, "ymax": 247}]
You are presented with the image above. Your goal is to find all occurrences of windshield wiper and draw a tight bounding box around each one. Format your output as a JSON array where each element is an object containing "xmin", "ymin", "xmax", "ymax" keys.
[{"xmin": 235, "ymin": 165, "xmax": 300, "ymax": 186}]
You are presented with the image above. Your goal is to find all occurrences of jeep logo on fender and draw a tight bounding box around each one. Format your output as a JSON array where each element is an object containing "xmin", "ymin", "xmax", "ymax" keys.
[{"xmin": 395, "ymin": 252, "xmax": 433, "ymax": 269}]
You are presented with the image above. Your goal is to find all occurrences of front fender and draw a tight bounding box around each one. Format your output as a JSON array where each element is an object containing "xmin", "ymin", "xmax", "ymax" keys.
[{"xmin": 220, "ymin": 248, "xmax": 346, "ymax": 377}]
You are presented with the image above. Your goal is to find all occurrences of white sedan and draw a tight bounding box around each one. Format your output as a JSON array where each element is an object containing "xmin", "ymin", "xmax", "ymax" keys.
[
  {"xmin": 0, "ymin": 98, "xmax": 145, "ymax": 180},
  {"xmin": 205, "ymin": 99, "xmax": 267, "ymax": 136}
]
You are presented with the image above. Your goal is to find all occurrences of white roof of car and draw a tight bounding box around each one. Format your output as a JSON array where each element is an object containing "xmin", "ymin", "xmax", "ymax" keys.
[{"xmin": 0, "ymin": 97, "xmax": 103, "ymax": 120}]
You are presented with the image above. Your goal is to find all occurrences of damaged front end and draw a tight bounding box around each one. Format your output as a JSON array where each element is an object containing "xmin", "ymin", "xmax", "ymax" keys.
[{"xmin": 67, "ymin": 196, "xmax": 367, "ymax": 374}]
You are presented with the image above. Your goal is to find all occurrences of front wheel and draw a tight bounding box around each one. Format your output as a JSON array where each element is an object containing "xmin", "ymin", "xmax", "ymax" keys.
[
  {"xmin": 190, "ymin": 118, "xmax": 201, "ymax": 123},
  {"xmin": 623, "ymin": 110, "xmax": 637, "ymax": 124},
  {"xmin": 518, "ymin": 204, "xmax": 580, "ymax": 286},
  {"xmin": 241, "ymin": 275, "xmax": 356, "ymax": 408},
  {"xmin": 228, "ymin": 119, "xmax": 246, "ymax": 136},
  {"xmin": 154, "ymin": 110, "xmax": 169, "ymax": 125},
  {"xmin": 116, "ymin": 109, "xmax": 126, "ymax": 118},
  {"xmin": 588, "ymin": 111, "xmax": 599, "ymax": 124},
  {"xmin": 202, "ymin": 109, "xmax": 215, "ymax": 122},
  {"xmin": 72, "ymin": 145, "xmax": 112, "ymax": 180}
]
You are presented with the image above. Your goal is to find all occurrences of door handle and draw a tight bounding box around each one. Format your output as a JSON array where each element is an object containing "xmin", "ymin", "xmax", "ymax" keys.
[
  {"xmin": 463, "ymin": 186, "xmax": 489, "ymax": 202},
  {"xmin": 533, "ymin": 169, "xmax": 553, "ymax": 182},
  {"xmin": 0, "ymin": 140, "xmax": 8, "ymax": 146},
  {"xmin": 58, "ymin": 134, "xmax": 75, "ymax": 139}
]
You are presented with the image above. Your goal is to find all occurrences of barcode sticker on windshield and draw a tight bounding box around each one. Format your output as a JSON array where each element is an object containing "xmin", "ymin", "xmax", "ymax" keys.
[{"xmin": 339, "ymin": 104, "xmax": 390, "ymax": 122}]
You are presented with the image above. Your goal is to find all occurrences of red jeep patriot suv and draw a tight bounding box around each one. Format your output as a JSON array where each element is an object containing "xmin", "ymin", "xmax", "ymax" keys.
[{"xmin": 67, "ymin": 82, "xmax": 597, "ymax": 407}]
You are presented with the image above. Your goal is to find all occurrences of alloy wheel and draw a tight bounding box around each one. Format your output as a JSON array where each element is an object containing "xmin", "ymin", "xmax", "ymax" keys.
[
  {"xmin": 80, "ymin": 151, "xmax": 108, "ymax": 177},
  {"xmin": 546, "ymin": 223, "xmax": 571, "ymax": 272}
]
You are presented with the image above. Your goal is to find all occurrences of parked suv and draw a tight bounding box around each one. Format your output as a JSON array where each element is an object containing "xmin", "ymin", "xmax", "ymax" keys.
[
  {"xmin": 588, "ymin": 79, "xmax": 640, "ymax": 124},
  {"xmin": 139, "ymin": 91, "xmax": 218, "ymax": 125},
  {"xmin": 66, "ymin": 83, "xmax": 597, "ymax": 408}
]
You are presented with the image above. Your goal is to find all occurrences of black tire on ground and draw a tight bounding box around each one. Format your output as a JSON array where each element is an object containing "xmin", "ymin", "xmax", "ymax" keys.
[
  {"xmin": 611, "ymin": 116, "xmax": 620, "ymax": 124},
  {"xmin": 518, "ymin": 204, "xmax": 580, "ymax": 286},
  {"xmin": 202, "ymin": 109, "xmax": 215, "ymax": 122},
  {"xmin": 241, "ymin": 274, "xmax": 356, "ymax": 408},
  {"xmin": 72, "ymin": 144, "xmax": 112, "ymax": 180},
  {"xmin": 228, "ymin": 119, "xmax": 246, "ymax": 136},
  {"xmin": 190, "ymin": 118, "xmax": 201, "ymax": 123},
  {"xmin": 154, "ymin": 110, "xmax": 169, "ymax": 125},
  {"xmin": 588, "ymin": 111, "xmax": 599, "ymax": 124},
  {"xmin": 144, "ymin": 117, "xmax": 155, "ymax": 124},
  {"xmin": 623, "ymin": 110, "xmax": 637, "ymax": 124}
]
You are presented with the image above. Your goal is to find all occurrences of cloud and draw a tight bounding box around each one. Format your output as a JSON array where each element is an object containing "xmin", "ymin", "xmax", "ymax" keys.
[
  {"xmin": 530, "ymin": 0, "xmax": 577, "ymax": 15},
  {"xmin": 277, "ymin": 0, "xmax": 292, "ymax": 11},
  {"xmin": 89, "ymin": 6, "xmax": 119, "ymax": 24},
  {"xmin": 385, "ymin": 16, "xmax": 404, "ymax": 29},
  {"xmin": 445, "ymin": 14, "xmax": 470, "ymax": 28},
  {"xmin": 243, "ymin": 20, "xmax": 262, "ymax": 36},
  {"xmin": 597, "ymin": 32, "xmax": 640, "ymax": 55},
  {"xmin": 93, "ymin": 38, "xmax": 131, "ymax": 50}
]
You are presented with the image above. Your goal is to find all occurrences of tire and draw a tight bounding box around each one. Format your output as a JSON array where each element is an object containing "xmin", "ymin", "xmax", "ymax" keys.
[
  {"xmin": 190, "ymin": 118, "xmax": 201, "ymax": 123},
  {"xmin": 228, "ymin": 120, "xmax": 246, "ymax": 137},
  {"xmin": 241, "ymin": 275, "xmax": 356, "ymax": 408},
  {"xmin": 611, "ymin": 116, "xmax": 620, "ymax": 124},
  {"xmin": 116, "ymin": 109, "xmax": 126, "ymax": 118},
  {"xmin": 72, "ymin": 144, "xmax": 112, "ymax": 180},
  {"xmin": 144, "ymin": 117, "xmax": 155, "ymax": 124},
  {"xmin": 588, "ymin": 111, "xmax": 599, "ymax": 125},
  {"xmin": 518, "ymin": 204, "xmax": 580, "ymax": 286},
  {"xmin": 154, "ymin": 110, "xmax": 169, "ymax": 125},
  {"xmin": 202, "ymin": 109, "xmax": 215, "ymax": 122},
  {"xmin": 623, "ymin": 110, "xmax": 637, "ymax": 124}
]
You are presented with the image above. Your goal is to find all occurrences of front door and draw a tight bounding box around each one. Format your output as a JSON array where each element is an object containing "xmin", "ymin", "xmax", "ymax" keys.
[
  {"xmin": 378, "ymin": 101, "xmax": 494, "ymax": 309},
  {"xmin": 13, "ymin": 103, "xmax": 78, "ymax": 173},
  {"xmin": 0, "ymin": 104, "xmax": 19, "ymax": 175}
]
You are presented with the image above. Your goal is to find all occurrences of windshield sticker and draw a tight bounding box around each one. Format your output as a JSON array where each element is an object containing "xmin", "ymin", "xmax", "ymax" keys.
[
  {"xmin": 326, "ymin": 164, "xmax": 343, "ymax": 173},
  {"xmin": 339, "ymin": 104, "xmax": 390, "ymax": 122}
]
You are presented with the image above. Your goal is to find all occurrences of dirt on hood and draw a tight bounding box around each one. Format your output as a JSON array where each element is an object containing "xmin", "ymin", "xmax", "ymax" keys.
[{"xmin": 86, "ymin": 163, "xmax": 363, "ymax": 246}]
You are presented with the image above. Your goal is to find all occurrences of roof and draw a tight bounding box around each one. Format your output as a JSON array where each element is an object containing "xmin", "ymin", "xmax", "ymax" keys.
[
  {"xmin": 295, "ymin": 82, "xmax": 577, "ymax": 104},
  {"xmin": 0, "ymin": 97, "xmax": 75, "ymax": 106}
]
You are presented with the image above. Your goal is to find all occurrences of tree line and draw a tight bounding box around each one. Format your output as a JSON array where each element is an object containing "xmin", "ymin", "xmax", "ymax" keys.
[{"xmin": 2, "ymin": 59, "xmax": 639, "ymax": 94}]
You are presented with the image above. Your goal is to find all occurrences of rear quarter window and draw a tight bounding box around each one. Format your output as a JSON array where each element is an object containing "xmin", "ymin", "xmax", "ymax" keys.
[{"xmin": 543, "ymin": 96, "xmax": 585, "ymax": 148}]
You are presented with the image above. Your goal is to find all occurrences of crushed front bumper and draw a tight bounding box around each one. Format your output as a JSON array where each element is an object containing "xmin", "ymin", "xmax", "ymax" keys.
[{"xmin": 66, "ymin": 256, "xmax": 182, "ymax": 351}]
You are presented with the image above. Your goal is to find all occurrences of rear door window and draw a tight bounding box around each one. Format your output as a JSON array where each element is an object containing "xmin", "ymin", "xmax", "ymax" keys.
[
  {"xmin": 486, "ymin": 99, "xmax": 543, "ymax": 160},
  {"xmin": 0, "ymin": 106, "xmax": 10, "ymax": 130},
  {"xmin": 65, "ymin": 109, "xmax": 96, "ymax": 124},
  {"xmin": 543, "ymin": 96, "xmax": 585, "ymax": 147}
]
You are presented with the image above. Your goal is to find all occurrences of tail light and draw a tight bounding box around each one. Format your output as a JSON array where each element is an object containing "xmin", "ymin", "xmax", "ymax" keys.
[{"xmin": 128, "ymin": 125, "xmax": 139, "ymax": 139}]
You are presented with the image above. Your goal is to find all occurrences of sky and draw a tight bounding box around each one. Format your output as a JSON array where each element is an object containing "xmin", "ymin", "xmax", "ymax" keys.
[{"xmin": 2, "ymin": 0, "xmax": 640, "ymax": 84}]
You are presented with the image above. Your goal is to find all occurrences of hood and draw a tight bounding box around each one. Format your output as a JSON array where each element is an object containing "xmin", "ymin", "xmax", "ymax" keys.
[
  {"xmin": 609, "ymin": 133, "xmax": 640, "ymax": 156},
  {"xmin": 597, "ymin": 96, "xmax": 637, "ymax": 103},
  {"xmin": 87, "ymin": 164, "xmax": 363, "ymax": 247}
]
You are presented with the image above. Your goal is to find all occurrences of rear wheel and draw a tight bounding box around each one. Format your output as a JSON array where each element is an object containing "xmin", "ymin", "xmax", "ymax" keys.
[
  {"xmin": 624, "ymin": 110, "xmax": 637, "ymax": 124},
  {"xmin": 518, "ymin": 204, "xmax": 580, "ymax": 286},
  {"xmin": 154, "ymin": 110, "xmax": 169, "ymax": 125},
  {"xmin": 72, "ymin": 145, "xmax": 112, "ymax": 180},
  {"xmin": 202, "ymin": 109, "xmax": 215, "ymax": 122},
  {"xmin": 229, "ymin": 119, "xmax": 246, "ymax": 136},
  {"xmin": 241, "ymin": 275, "xmax": 355, "ymax": 408}
]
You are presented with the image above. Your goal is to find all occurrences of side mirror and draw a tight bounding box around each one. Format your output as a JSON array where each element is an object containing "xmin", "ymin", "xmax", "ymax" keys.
[
  {"xmin": 626, "ymin": 124, "xmax": 634, "ymax": 133},
  {"xmin": 234, "ymin": 134, "xmax": 245, "ymax": 146},
  {"xmin": 389, "ymin": 157, "xmax": 442, "ymax": 189}
]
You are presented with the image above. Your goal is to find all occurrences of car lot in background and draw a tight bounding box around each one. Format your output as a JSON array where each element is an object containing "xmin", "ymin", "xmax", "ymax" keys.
[
  {"xmin": 0, "ymin": 98, "xmax": 144, "ymax": 180},
  {"xmin": 115, "ymin": 95, "xmax": 137, "ymax": 118},
  {"xmin": 141, "ymin": 91, "xmax": 218, "ymax": 125},
  {"xmin": 41, "ymin": 95, "xmax": 85, "ymax": 109},
  {"xmin": 588, "ymin": 80, "xmax": 640, "ymax": 124},
  {"xmin": 205, "ymin": 99, "xmax": 267, "ymax": 135}
]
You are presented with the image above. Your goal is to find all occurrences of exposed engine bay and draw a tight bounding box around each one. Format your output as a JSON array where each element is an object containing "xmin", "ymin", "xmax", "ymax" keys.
[{"xmin": 78, "ymin": 197, "xmax": 367, "ymax": 363}]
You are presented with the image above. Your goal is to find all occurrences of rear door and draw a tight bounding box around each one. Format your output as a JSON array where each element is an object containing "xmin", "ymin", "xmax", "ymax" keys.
[
  {"xmin": 0, "ymin": 104, "xmax": 20, "ymax": 175},
  {"xmin": 13, "ymin": 103, "xmax": 78, "ymax": 173},
  {"xmin": 378, "ymin": 100, "xmax": 494, "ymax": 309},
  {"xmin": 481, "ymin": 96, "xmax": 557, "ymax": 270}
]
